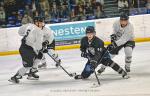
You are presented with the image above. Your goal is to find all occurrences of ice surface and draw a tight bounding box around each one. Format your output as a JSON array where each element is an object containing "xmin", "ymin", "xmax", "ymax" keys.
[{"xmin": 0, "ymin": 42, "xmax": 150, "ymax": 96}]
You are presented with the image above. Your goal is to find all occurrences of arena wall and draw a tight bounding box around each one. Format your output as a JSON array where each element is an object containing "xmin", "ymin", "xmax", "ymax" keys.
[{"xmin": 0, "ymin": 14, "xmax": 150, "ymax": 56}]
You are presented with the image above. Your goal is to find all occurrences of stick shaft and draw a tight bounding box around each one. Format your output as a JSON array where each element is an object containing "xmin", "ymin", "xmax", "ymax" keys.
[{"xmin": 47, "ymin": 52, "xmax": 72, "ymax": 77}]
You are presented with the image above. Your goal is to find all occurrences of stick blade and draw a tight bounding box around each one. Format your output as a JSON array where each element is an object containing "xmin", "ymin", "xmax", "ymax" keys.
[{"xmin": 90, "ymin": 83, "xmax": 100, "ymax": 88}]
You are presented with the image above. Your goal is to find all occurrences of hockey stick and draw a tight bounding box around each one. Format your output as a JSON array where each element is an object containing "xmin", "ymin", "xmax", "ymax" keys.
[
  {"xmin": 89, "ymin": 48, "xmax": 110, "ymax": 86},
  {"xmin": 59, "ymin": 65, "xmax": 76, "ymax": 77},
  {"xmin": 87, "ymin": 55, "xmax": 101, "ymax": 86},
  {"xmin": 94, "ymin": 70, "xmax": 100, "ymax": 85},
  {"xmin": 47, "ymin": 52, "xmax": 76, "ymax": 77}
]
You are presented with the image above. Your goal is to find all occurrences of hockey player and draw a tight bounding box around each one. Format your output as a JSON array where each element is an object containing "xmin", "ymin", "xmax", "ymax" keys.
[
  {"xmin": 74, "ymin": 26, "xmax": 129, "ymax": 80},
  {"xmin": 26, "ymin": 16, "xmax": 61, "ymax": 79},
  {"xmin": 27, "ymin": 16, "xmax": 61, "ymax": 80},
  {"xmin": 36, "ymin": 18, "xmax": 61, "ymax": 69},
  {"xmin": 8, "ymin": 16, "xmax": 48, "ymax": 83},
  {"xmin": 97, "ymin": 13, "xmax": 135, "ymax": 74}
]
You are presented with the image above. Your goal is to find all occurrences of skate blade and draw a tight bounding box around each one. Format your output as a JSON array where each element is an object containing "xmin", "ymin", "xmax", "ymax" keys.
[
  {"xmin": 38, "ymin": 67, "xmax": 47, "ymax": 70},
  {"xmin": 123, "ymin": 75, "xmax": 130, "ymax": 79},
  {"xmin": 90, "ymin": 83, "xmax": 100, "ymax": 88},
  {"xmin": 38, "ymin": 65, "xmax": 47, "ymax": 69},
  {"xmin": 8, "ymin": 79, "xmax": 19, "ymax": 84},
  {"xmin": 97, "ymin": 72, "xmax": 102, "ymax": 76},
  {"xmin": 27, "ymin": 77, "xmax": 39, "ymax": 80}
]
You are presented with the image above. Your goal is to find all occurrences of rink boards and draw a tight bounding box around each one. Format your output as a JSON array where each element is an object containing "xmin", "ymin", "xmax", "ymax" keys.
[{"xmin": 0, "ymin": 14, "xmax": 150, "ymax": 56}]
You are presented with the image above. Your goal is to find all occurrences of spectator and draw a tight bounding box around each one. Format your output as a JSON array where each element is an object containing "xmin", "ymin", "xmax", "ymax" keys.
[
  {"xmin": 85, "ymin": 1, "xmax": 93, "ymax": 16},
  {"xmin": 31, "ymin": 0, "xmax": 37, "ymax": 12},
  {"xmin": 139, "ymin": 0, "xmax": 147, "ymax": 8},
  {"xmin": 0, "ymin": 6, "xmax": 5, "ymax": 26},
  {"xmin": 59, "ymin": 5, "xmax": 69, "ymax": 18},
  {"xmin": 128, "ymin": 0, "xmax": 134, "ymax": 8},
  {"xmin": 76, "ymin": 5, "xmax": 85, "ymax": 21},
  {"xmin": 131, "ymin": 0, "xmax": 138, "ymax": 8},
  {"xmin": 33, "ymin": 10, "xmax": 39, "ymax": 17},
  {"xmin": 4, "ymin": 0, "xmax": 17, "ymax": 20},
  {"xmin": 45, "ymin": 10, "xmax": 51, "ymax": 23},
  {"xmin": 69, "ymin": 0, "xmax": 76, "ymax": 10},
  {"xmin": 55, "ymin": 0, "xmax": 61, "ymax": 7},
  {"xmin": 24, "ymin": 0, "xmax": 32, "ymax": 6},
  {"xmin": 70, "ymin": 8, "xmax": 76, "ymax": 21},
  {"xmin": 62, "ymin": 0, "xmax": 68, "ymax": 6},
  {"xmin": 15, "ymin": 11, "xmax": 23, "ymax": 26},
  {"xmin": 118, "ymin": 0, "xmax": 129, "ymax": 13},
  {"xmin": 0, "ymin": 1, "xmax": 4, "ymax": 7},
  {"xmin": 15, "ymin": 0, "xmax": 26, "ymax": 9},
  {"xmin": 146, "ymin": 0, "xmax": 150, "ymax": 13},
  {"xmin": 96, "ymin": 0, "xmax": 104, "ymax": 9},
  {"xmin": 21, "ymin": 13, "xmax": 33, "ymax": 24},
  {"xmin": 77, "ymin": 0, "xmax": 85, "ymax": 6},
  {"xmin": 24, "ymin": 5, "xmax": 33, "ymax": 17},
  {"xmin": 51, "ymin": 2, "xmax": 59, "ymax": 19},
  {"xmin": 91, "ymin": 0, "xmax": 97, "ymax": 15},
  {"xmin": 95, "ymin": 3, "xmax": 105, "ymax": 18},
  {"xmin": 39, "ymin": 0, "xmax": 50, "ymax": 17}
]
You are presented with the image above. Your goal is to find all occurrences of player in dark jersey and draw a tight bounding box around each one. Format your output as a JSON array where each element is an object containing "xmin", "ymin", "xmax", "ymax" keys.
[{"xmin": 74, "ymin": 26, "xmax": 129, "ymax": 79}]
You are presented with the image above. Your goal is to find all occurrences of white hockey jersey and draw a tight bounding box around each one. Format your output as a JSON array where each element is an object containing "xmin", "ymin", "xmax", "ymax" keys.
[
  {"xmin": 42, "ymin": 27, "xmax": 54, "ymax": 45},
  {"xmin": 112, "ymin": 20, "xmax": 134, "ymax": 46},
  {"xmin": 18, "ymin": 23, "xmax": 44, "ymax": 54}
]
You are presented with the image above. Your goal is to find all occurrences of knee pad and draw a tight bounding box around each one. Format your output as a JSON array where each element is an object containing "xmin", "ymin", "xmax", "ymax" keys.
[
  {"xmin": 125, "ymin": 56, "xmax": 132, "ymax": 64},
  {"xmin": 101, "ymin": 58, "xmax": 113, "ymax": 66},
  {"xmin": 17, "ymin": 67, "xmax": 31, "ymax": 76},
  {"xmin": 42, "ymin": 55, "xmax": 46, "ymax": 60},
  {"xmin": 37, "ymin": 52, "xmax": 43, "ymax": 59},
  {"xmin": 109, "ymin": 62, "xmax": 124, "ymax": 74},
  {"xmin": 48, "ymin": 49, "xmax": 60, "ymax": 62},
  {"xmin": 30, "ymin": 67, "xmax": 38, "ymax": 73},
  {"xmin": 33, "ymin": 59, "xmax": 41, "ymax": 68},
  {"xmin": 41, "ymin": 56, "xmax": 46, "ymax": 64},
  {"xmin": 23, "ymin": 61, "xmax": 33, "ymax": 67}
]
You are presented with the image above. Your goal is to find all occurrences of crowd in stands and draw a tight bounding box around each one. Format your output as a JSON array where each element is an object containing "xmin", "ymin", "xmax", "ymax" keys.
[{"xmin": 0, "ymin": 0, "xmax": 150, "ymax": 28}]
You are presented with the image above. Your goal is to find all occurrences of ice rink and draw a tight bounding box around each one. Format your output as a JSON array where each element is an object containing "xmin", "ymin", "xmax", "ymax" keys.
[{"xmin": 0, "ymin": 42, "xmax": 150, "ymax": 96}]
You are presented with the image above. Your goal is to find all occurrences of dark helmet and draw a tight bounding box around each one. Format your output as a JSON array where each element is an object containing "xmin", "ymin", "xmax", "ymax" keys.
[
  {"xmin": 86, "ymin": 26, "xmax": 95, "ymax": 34},
  {"xmin": 33, "ymin": 16, "xmax": 45, "ymax": 23},
  {"xmin": 120, "ymin": 13, "xmax": 129, "ymax": 20}
]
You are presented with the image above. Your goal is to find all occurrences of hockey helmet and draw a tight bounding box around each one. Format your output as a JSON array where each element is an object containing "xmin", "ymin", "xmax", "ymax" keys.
[
  {"xmin": 86, "ymin": 26, "xmax": 95, "ymax": 34},
  {"xmin": 120, "ymin": 13, "xmax": 129, "ymax": 20}
]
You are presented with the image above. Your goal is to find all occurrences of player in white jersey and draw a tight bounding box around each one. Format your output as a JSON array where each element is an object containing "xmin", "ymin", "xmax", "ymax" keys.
[
  {"xmin": 98, "ymin": 13, "xmax": 135, "ymax": 74},
  {"xmin": 23, "ymin": 17, "xmax": 61, "ymax": 80},
  {"xmin": 37, "ymin": 27, "xmax": 61, "ymax": 69},
  {"xmin": 8, "ymin": 16, "xmax": 60, "ymax": 83},
  {"xmin": 8, "ymin": 16, "xmax": 46, "ymax": 83}
]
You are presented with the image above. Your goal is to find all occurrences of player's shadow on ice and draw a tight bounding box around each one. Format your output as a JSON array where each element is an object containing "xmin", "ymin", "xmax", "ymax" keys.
[
  {"xmin": 22, "ymin": 79, "xmax": 79, "ymax": 88},
  {"xmin": 38, "ymin": 66, "xmax": 69, "ymax": 72},
  {"xmin": 93, "ymin": 72, "xmax": 150, "ymax": 85}
]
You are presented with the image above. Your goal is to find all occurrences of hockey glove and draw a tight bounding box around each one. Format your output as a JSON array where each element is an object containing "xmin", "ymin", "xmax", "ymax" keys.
[
  {"xmin": 81, "ymin": 52, "xmax": 88, "ymax": 58},
  {"xmin": 42, "ymin": 40, "xmax": 49, "ymax": 48},
  {"xmin": 107, "ymin": 42, "xmax": 117, "ymax": 51},
  {"xmin": 110, "ymin": 34, "xmax": 117, "ymax": 43},
  {"xmin": 37, "ymin": 51, "xmax": 43, "ymax": 59},
  {"xmin": 43, "ymin": 49, "xmax": 48, "ymax": 53},
  {"xmin": 56, "ymin": 59, "xmax": 61, "ymax": 67},
  {"xmin": 89, "ymin": 59, "xmax": 98, "ymax": 69},
  {"xmin": 47, "ymin": 40, "xmax": 55, "ymax": 50}
]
